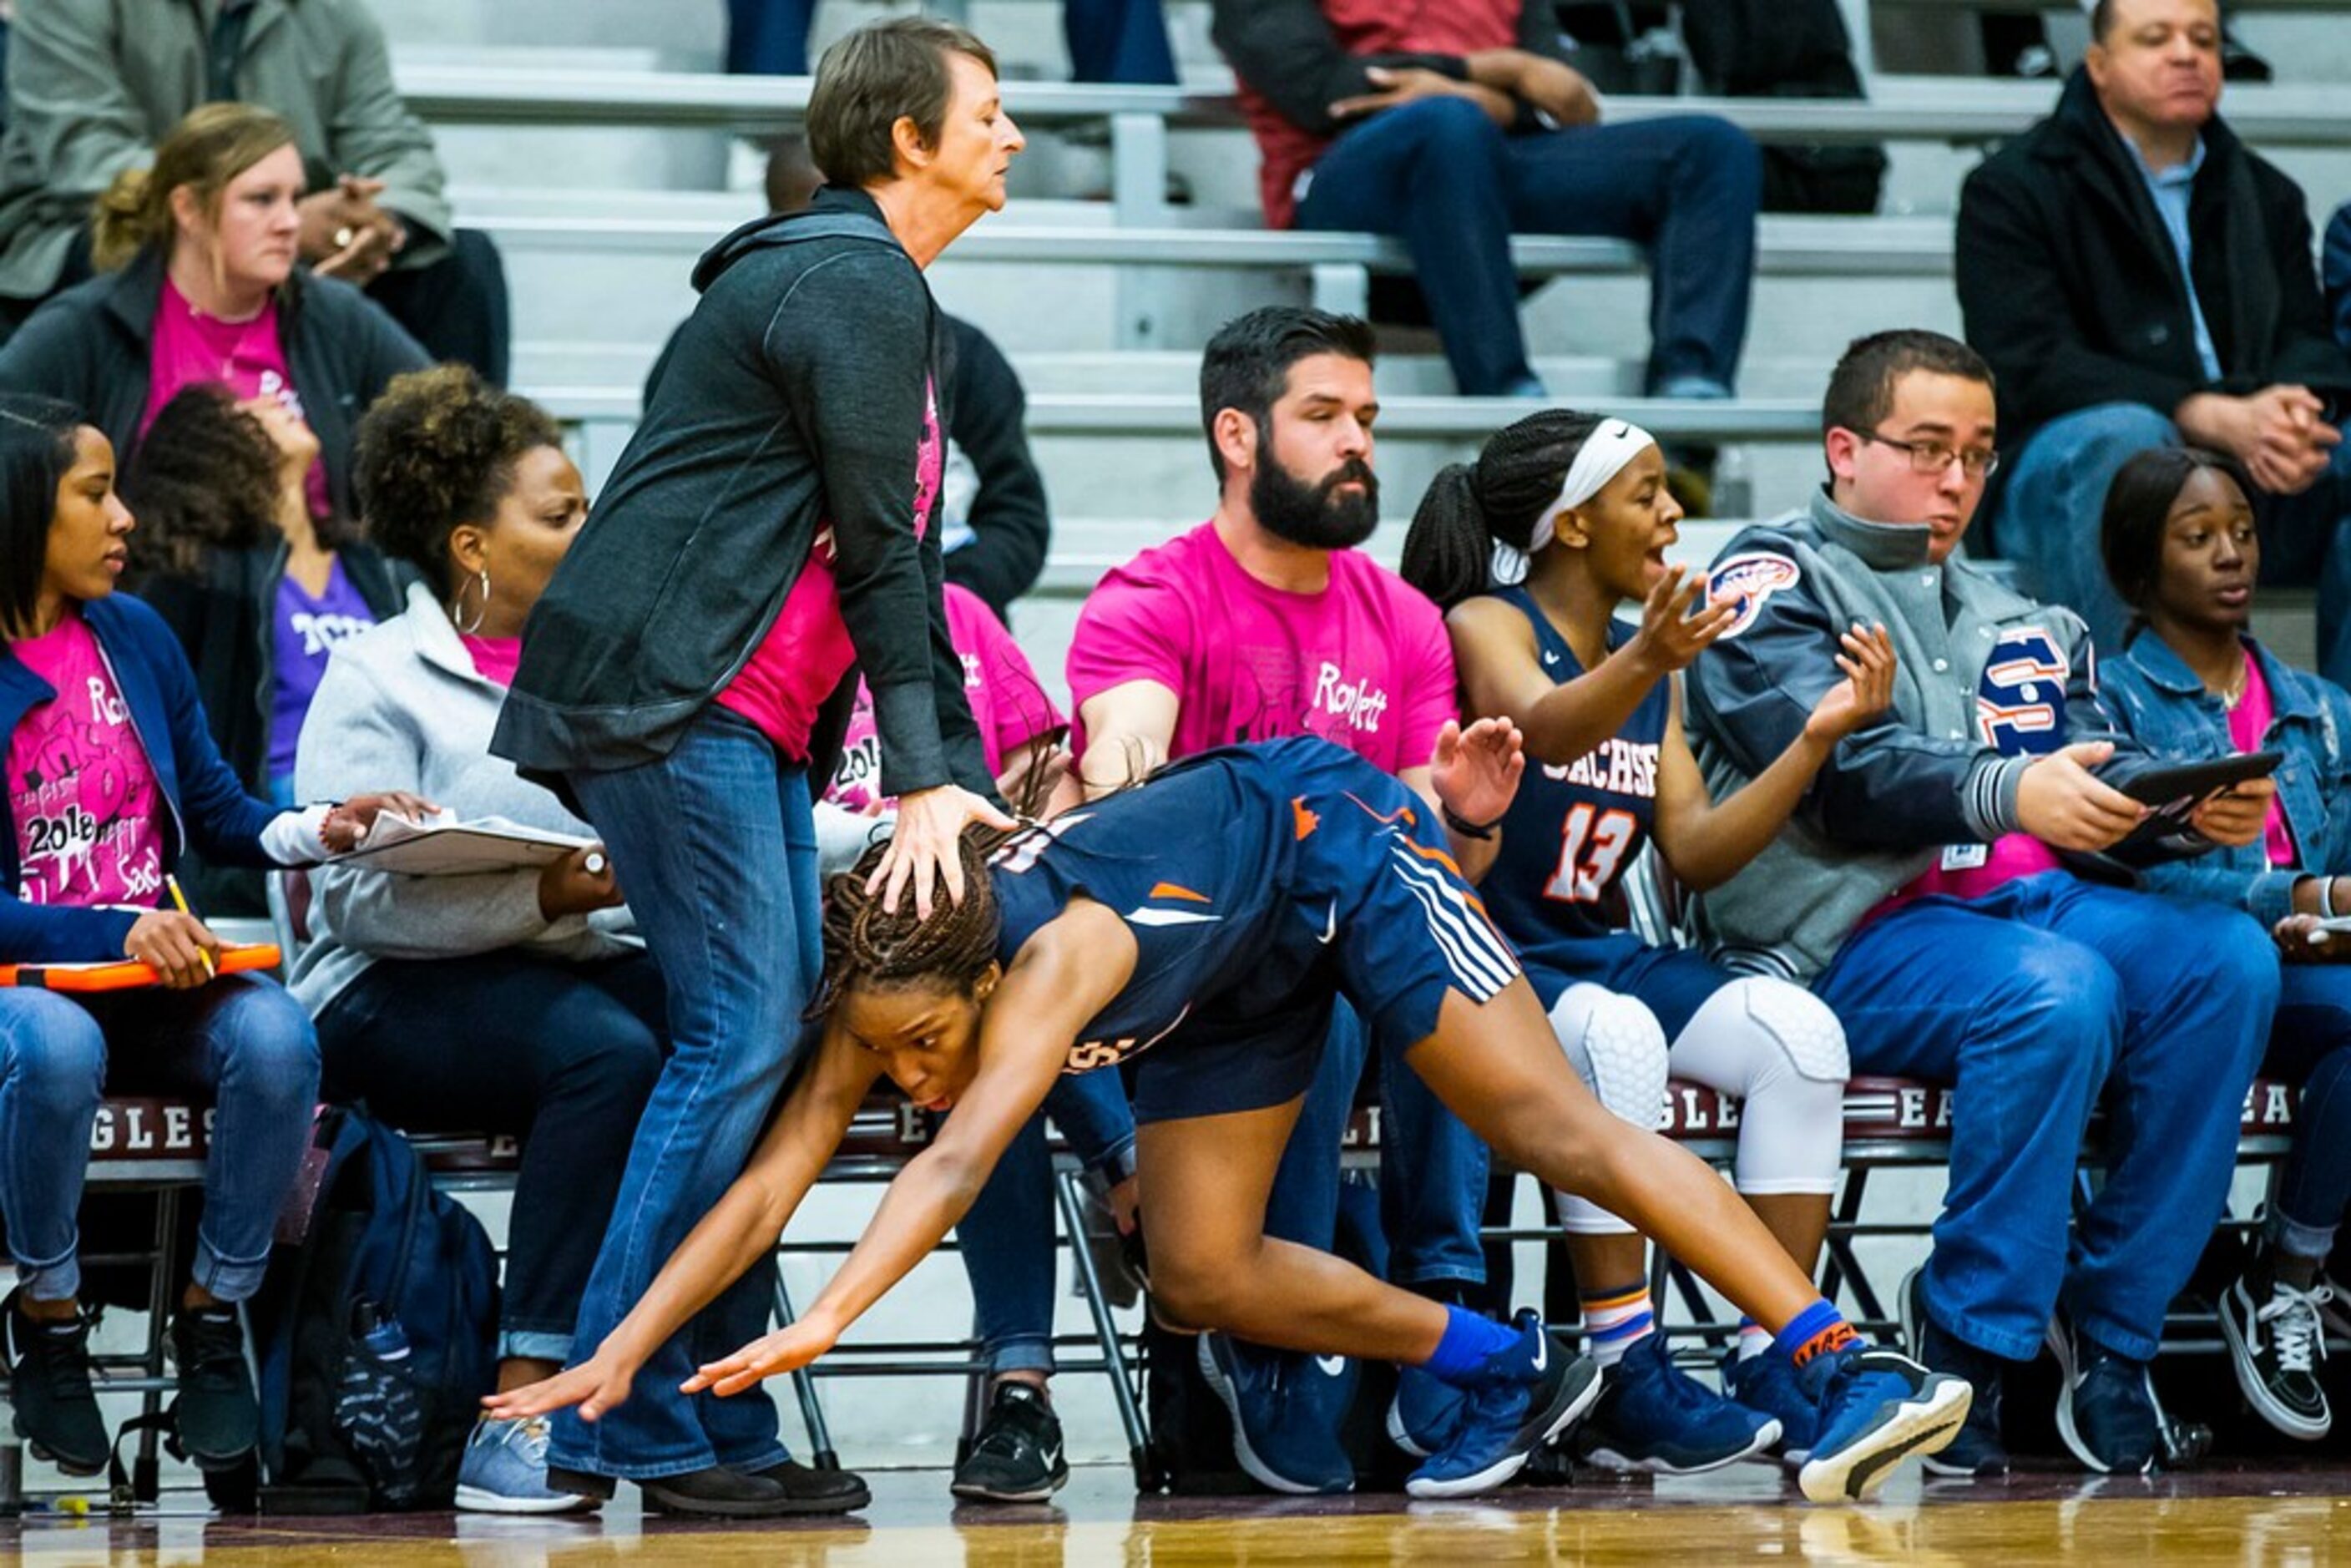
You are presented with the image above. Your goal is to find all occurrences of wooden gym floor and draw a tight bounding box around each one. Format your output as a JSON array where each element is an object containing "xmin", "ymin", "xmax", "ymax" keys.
[{"xmin": 5, "ymin": 1462, "xmax": 2349, "ymax": 1565}]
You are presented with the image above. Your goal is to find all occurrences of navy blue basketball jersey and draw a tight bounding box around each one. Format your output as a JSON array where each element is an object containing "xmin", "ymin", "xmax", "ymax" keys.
[
  {"xmin": 988, "ymin": 736, "xmax": 1520, "ymax": 1077},
  {"xmin": 1478, "ymin": 588, "xmax": 1669, "ymax": 953}
]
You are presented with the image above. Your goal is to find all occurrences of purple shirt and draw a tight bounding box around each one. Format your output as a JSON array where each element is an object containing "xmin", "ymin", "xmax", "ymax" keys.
[{"xmin": 270, "ymin": 559, "xmax": 377, "ymax": 787}]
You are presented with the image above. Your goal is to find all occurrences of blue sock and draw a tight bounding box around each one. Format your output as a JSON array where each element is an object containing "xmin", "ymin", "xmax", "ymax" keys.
[
  {"xmin": 1420, "ymin": 1305, "xmax": 1524, "ymax": 1385},
  {"xmin": 1769, "ymin": 1300, "xmax": 1858, "ymax": 1369}
]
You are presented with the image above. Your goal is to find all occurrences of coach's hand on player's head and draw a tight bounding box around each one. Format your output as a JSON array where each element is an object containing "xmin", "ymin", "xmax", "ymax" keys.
[
  {"xmin": 1626, "ymin": 565, "xmax": 1735, "ymax": 677},
  {"xmin": 1802, "ymin": 623, "xmax": 1898, "ymax": 746},
  {"xmin": 1431, "ymin": 716, "xmax": 1526, "ymax": 828},
  {"xmin": 2015, "ymin": 741, "xmax": 2147, "ymax": 852},
  {"xmin": 685, "ymin": 1318, "xmax": 838, "ymax": 1398},
  {"xmin": 872, "ymin": 784, "xmax": 1016, "ymax": 920},
  {"xmin": 480, "ymin": 1349, "xmax": 637, "ymax": 1424}
]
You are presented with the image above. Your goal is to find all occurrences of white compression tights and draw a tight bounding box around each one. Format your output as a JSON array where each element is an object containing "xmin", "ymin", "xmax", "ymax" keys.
[{"xmin": 1550, "ymin": 976, "xmax": 1849, "ymax": 1236}]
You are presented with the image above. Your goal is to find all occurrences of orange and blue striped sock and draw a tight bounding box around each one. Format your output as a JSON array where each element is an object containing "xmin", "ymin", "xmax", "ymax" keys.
[
  {"xmin": 1771, "ymin": 1300, "xmax": 1858, "ymax": 1370},
  {"xmin": 1581, "ymin": 1280, "xmax": 1654, "ymax": 1368}
]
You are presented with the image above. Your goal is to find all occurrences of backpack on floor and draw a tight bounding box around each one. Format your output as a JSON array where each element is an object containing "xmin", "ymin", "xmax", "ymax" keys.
[{"xmin": 246, "ymin": 1107, "xmax": 499, "ymax": 1511}]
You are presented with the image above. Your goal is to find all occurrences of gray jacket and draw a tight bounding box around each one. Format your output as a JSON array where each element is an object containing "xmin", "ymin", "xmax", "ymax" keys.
[
  {"xmin": 0, "ymin": 0, "xmax": 451, "ymax": 301},
  {"xmin": 288, "ymin": 584, "xmax": 636, "ymax": 1016},
  {"xmin": 1683, "ymin": 489, "xmax": 2145, "ymax": 979}
]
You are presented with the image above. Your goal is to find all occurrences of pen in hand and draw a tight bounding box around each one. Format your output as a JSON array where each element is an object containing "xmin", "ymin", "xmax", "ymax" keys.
[{"xmin": 164, "ymin": 873, "xmax": 218, "ymax": 980}]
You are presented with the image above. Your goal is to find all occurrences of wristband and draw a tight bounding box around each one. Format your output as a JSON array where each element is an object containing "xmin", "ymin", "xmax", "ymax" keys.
[
  {"xmin": 1441, "ymin": 805, "xmax": 1501, "ymax": 842},
  {"xmin": 2323, "ymin": 877, "xmax": 2338, "ymax": 920}
]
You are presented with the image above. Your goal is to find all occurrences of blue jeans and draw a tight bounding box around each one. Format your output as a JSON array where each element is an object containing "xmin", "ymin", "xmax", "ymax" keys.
[
  {"xmin": 1264, "ymin": 999, "xmax": 1489, "ymax": 1295},
  {"xmin": 1814, "ymin": 873, "xmax": 2277, "ymax": 1363},
  {"xmin": 1292, "ymin": 98, "xmax": 1759, "ymax": 397},
  {"xmin": 552, "ymin": 710, "xmax": 819, "ymax": 1480},
  {"xmin": 317, "ymin": 950, "xmax": 667, "ymax": 1362},
  {"xmin": 726, "ymin": 0, "xmax": 1175, "ymax": 82},
  {"xmin": 2264, "ymin": 963, "xmax": 2351, "ymax": 1260},
  {"xmin": 0, "ymin": 976, "xmax": 319, "ymax": 1304},
  {"xmin": 1994, "ymin": 401, "xmax": 2351, "ymax": 685},
  {"xmin": 953, "ymin": 1069, "xmax": 1139, "ymax": 1376}
]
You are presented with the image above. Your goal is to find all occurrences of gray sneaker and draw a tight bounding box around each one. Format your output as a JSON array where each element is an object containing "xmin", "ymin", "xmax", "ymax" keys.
[{"xmin": 455, "ymin": 1414, "xmax": 595, "ymax": 1514}]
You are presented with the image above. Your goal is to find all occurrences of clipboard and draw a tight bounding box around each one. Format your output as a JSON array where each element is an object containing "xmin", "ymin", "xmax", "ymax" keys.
[
  {"xmin": 330, "ymin": 813, "xmax": 591, "ymax": 875},
  {"xmin": 0, "ymin": 942, "xmax": 282, "ymax": 992}
]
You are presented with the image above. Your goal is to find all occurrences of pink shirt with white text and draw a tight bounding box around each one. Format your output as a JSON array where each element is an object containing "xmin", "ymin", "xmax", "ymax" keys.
[
  {"xmin": 1066, "ymin": 522, "xmax": 1456, "ymax": 773},
  {"xmin": 7, "ymin": 611, "xmax": 164, "ymax": 908}
]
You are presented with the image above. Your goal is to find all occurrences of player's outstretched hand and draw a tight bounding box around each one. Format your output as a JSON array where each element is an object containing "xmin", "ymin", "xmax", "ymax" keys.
[
  {"xmin": 1432, "ymin": 716, "xmax": 1526, "ymax": 829},
  {"xmin": 481, "ymin": 1351, "xmax": 637, "ymax": 1424},
  {"xmin": 871, "ymin": 784, "xmax": 1015, "ymax": 920},
  {"xmin": 685, "ymin": 1319, "xmax": 839, "ymax": 1398},
  {"xmin": 1802, "ymin": 623, "xmax": 1898, "ymax": 746},
  {"xmin": 1626, "ymin": 565, "xmax": 1736, "ymax": 676}
]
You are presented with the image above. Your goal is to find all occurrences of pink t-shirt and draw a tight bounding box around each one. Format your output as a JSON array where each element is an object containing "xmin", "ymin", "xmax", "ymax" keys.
[
  {"xmin": 141, "ymin": 277, "xmax": 331, "ymax": 519},
  {"xmin": 827, "ymin": 584, "xmax": 1065, "ymax": 812},
  {"xmin": 715, "ymin": 378, "xmax": 943, "ymax": 757},
  {"xmin": 1067, "ymin": 521, "xmax": 1457, "ymax": 773},
  {"xmin": 462, "ymin": 635, "xmax": 523, "ymax": 689},
  {"xmin": 2228, "ymin": 648, "xmax": 2295, "ymax": 867},
  {"xmin": 7, "ymin": 611, "xmax": 164, "ymax": 908}
]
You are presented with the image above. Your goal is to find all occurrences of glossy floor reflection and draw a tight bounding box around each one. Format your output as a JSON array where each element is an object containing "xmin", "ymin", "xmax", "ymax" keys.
[{"xmin": 7, "ymin": 1464, "xmax": 2351, "ymax": 1564}]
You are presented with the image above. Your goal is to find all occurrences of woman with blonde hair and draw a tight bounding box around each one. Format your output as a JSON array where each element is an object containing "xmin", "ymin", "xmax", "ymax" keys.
[{"xmin": 0, "ymin": 102, "xmax": 426, "ymax": 518}]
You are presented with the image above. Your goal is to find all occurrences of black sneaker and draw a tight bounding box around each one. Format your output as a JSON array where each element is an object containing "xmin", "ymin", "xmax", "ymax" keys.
[
  {"xmin": 1900, "ymin": 1269, "xmax": 2011, "ymax": 1478},
  {"xmin": 3, "ymin": 1288, "xmax": 109, "ymax": 1475},
  {"xmin": 2218, "ymin": 1271, "xmax": 2331, "ymax": 1441},
  {"xmin": 952, "ymin": 1382, "xmax": 1070, "ymax": 1503},
  {"xmin": 2047, "ymin": 1315, "xmax": 2160, "ymax": 1474},
  {"xmin": 745, "ymin": 1457, "xmax": 872, "ymax": 1513},
  {"xmin": 170, "ymin": 1303, "xmax": 258, "ymax": 1470}
]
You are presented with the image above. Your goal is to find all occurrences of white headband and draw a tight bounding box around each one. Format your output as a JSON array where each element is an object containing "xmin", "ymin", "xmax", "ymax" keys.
[{"xmin": 1489, "ymin": 419, "xmax": 1658, "ymax": 586}]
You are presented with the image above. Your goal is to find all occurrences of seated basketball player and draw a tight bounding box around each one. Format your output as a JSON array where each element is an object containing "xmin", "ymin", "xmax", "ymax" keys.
[{"xmin": 486, "ymin": 729, "xmax": 1969, "ymax": 1502}]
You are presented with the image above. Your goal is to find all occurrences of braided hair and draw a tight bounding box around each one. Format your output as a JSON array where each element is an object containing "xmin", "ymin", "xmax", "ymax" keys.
[
  {"xmin": 809, "ymin": 822, "xmax": 1023, "ymax": 1019},
  {"xmin": 1398, "ymin": 409, "xmax": 1605, "ymax": 610}
]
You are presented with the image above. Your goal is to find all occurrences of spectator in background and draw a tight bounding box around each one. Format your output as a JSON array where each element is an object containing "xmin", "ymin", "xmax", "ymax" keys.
[
  {"xmin": 0, "ymin": 104, "xmax": 427, "ymax": 521},
  {"xmin": 1957, "ymin": 0, "xmax": 2351, "ymax": 680},
  {"xmin": 290, "ymin": 365, "xmax": 677, "ymax": 1514},
  {"xmin": 1060, "ymin": 306, "xmax": 1495, "ymax": 1494},
  {"xmin": 0, "ymin": 392, "xmax": 414, "ymax": 1486},
  {"xmin": 648, "ymin": 135, "xmax": 1049, "ymax": 618},
  {"xmin": 123, "ymin": 384, "xmax": 404, "ymax": 915},
  {"xmin": 0, "ymin": 0, "xmax": 508, "ymax": 380},
  {"xmin": 1683, "ymin": 329, "xmax": 2278, "ymax": 1479},
  {"xmin": 2097, "ymin": 445, "xmax": 2351, "ymax": 1448},
  {"xmin": 726, "ymin": 0, "xmax": 1177, "ymax": 84},
  {"xmin": 2325, "ymin": 200, "xmax": 2351, "ymax": 352},
  {"xmin": 1210, "ymin": 0, "xmax": 1759, "ymax": 403}
]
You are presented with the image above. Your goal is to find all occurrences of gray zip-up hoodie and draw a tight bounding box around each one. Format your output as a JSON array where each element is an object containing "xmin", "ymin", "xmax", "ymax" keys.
[
  {"xmin": 288, "ymin": 584, "xmax": 637, "ymax": 1017},
  {"xmin": 1683, "ymin": 489, "xmax": 2152, "ymax": 979}
]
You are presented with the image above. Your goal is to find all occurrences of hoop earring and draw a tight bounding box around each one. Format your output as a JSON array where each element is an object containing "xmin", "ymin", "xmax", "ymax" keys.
[{"xmin": 450, "ymin": 568, "xmax": 491, "ymax": 636}]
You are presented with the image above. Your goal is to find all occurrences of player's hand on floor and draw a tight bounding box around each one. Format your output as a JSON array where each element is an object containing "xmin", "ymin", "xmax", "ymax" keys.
[
  {"xmin": 481, "ymin": 1352, "xmax": 637, "ymax": 1424},
  {"xmin": 1432, "ymin": 716, "xmax": 1526, "ymax": 828},
  {"xmin": 685, "ymin": 1320, "xmax": 838, "ymax": 1397}
]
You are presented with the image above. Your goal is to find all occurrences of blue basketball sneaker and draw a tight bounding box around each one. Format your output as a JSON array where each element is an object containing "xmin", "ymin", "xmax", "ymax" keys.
[
  {"xmin": 1724, "ymin": 1343, "xmax": 1821, "ymax": 1466},
  {"xmin": 1902, "ymin": 1267, "xmax": 2012, "ymax": 1479},
  {"xmin": 1388, "ymin": 1364, "xmax": 1471, "ymax": 1459},
  {"xmin": 1794, "ymin": 1340, "xmax": 1972, "ymax": 1503},
  {"xmin": 1405, "ymin": 1311, "xmax": 1603, "ymax": 1499},
  {"xmin": 1196, "ymin": 1333, "xmax": 1357, "ymax": 1495},
  {"xmin": 1574, "ymin": 1332, "xmax": 1780, "ymax": 1474},
  {"xmin": 2047, "ymin": 1314, "xmax": 2161, "ymax": 1475}
]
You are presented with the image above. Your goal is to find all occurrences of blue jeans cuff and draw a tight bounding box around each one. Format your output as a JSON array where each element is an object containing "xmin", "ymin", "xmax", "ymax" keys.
[
  {"xmin": 2272, "ymin": 1211, "xmax": 2338, "ymax": 1264},
  {"xmin": 986, "ymin": 1337, "xmax": 1058, "ymax": 1378},
  {"xmin": 710, "ymin": 1440, "xmax": 791, "ymax": 1473},
  {"xmin": 2068, "ymin": 1305, "xmax": 2161, "ymax": 1367},
  {"xmin": 190, "ymin": 1238, "xmax": 270, "ymax": 1305},
  {"xmin": 499, "ymin": 1328, "xmax": 574, "ymax": 1363},
  {"xmin": 14, "ymin": 1253, "xmax": 80, "ymax": 1303}
]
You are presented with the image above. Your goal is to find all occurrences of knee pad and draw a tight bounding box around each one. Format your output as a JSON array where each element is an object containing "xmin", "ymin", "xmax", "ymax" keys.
[
  {"xmin": 1550, "ymin": 983, "xmax": 1669, "ymax": 1131},
  {"xmin": 1726, "ymin": 976, "xmax": 1849, "ymax": 1085}
]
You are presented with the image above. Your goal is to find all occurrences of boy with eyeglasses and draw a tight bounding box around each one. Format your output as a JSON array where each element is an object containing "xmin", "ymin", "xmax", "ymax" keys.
[{"xmin": 1681, "ymin": 330, "xmax": 2281, "ymax": 1478}]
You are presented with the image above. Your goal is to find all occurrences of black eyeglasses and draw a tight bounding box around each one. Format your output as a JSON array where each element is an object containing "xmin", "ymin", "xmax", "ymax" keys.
[{"xmin": 1853, "ymin": 429, "xmax": 2001, "ymax": 480}]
